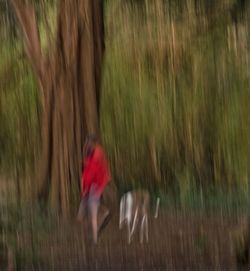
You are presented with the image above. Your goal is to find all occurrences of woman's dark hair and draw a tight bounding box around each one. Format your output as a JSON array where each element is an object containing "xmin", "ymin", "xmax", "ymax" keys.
[
  {"xmin": 84, "ymin": 134, "xmax": 98, "ymax": 157},
  {"xmin": 85, "ymin": 134, "xmax": 98, "ymax": 144}
]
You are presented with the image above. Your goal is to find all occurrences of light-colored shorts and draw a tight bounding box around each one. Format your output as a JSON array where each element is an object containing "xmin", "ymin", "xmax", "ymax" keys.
[{"xmin": 77, "ymin": 185, "xmax": 100, "ymax": 219}]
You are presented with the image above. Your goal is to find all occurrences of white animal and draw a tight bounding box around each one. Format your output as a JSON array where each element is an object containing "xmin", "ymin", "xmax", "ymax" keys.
[{"xmin": 119, "ymin": 190, "xmax": 160, "ymax": 243}]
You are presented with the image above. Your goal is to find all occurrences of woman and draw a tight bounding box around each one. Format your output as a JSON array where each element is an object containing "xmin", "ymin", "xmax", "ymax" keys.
[{"xmin": 77, "ymin": 135, "xmax": 111, "ymax": 243}]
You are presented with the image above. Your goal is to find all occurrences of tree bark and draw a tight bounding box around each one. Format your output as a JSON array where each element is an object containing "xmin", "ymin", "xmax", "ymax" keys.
[{"xmin": 11, "ymin": 0, "xmax": 105, "ymax": 216}]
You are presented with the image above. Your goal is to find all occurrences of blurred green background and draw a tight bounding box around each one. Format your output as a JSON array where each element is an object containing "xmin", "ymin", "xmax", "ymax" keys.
[{"xmin": 0, "ymin": 0, "xmax": 249, "ymax": 210}]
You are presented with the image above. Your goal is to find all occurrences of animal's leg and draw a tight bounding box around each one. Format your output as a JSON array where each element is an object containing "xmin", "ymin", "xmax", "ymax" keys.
[
  {"xmin": 154, "ymin": 197, "xmax": 160, "ymax": 218},
  {"xmin": 140, "ymin": 215, "xmax": 146, "ymax": 243},
  {"xmin": 131, "ymin": 207, "xmax": 138, "ymax": 236},
  {"xmin": 119, "ymin": 196, "xmax": 125, "ymax": 229},
  {"xmin": 145, "ymin": 214, "xmax": 149, "ymax": 242},
  {"xmin": 125, "ymin": 193, "xmax": 133, "ymax": 243},
  {"xmin": 127, "ymin": 220, "xmax": 131, "ymax": 244}
]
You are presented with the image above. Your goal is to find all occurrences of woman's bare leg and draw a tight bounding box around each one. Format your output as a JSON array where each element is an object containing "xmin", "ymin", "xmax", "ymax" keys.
[
  {"xmin": 89, "ymin": 201, "xmax": 99, "ymax": 243},
  {"xmin": 77, "ymin": 198, "xmax": 87, "ymax": 222}
]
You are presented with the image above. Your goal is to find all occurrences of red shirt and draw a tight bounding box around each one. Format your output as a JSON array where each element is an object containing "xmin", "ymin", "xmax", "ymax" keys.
[{"xmin": 81, "ymin": 144, "xmax": 111, "ymax": 198}]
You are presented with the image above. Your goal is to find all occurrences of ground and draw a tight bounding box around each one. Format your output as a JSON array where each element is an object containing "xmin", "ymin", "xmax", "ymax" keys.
[{"xmin": 14, "ymin": 208, "xmax": 249, "ymax": 271}]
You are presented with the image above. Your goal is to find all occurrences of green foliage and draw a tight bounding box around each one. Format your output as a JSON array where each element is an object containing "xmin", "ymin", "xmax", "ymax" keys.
[
  {"xmin": 101, "ymin": 0, "xmax": 250, "ymax": 196},
  {"xmin": 0, "ymin": 43, "xmax": 40, "ymax": 180},
  {"xmin": 0, "ymin": 0, "xmax": 249, "ymax": 207}
]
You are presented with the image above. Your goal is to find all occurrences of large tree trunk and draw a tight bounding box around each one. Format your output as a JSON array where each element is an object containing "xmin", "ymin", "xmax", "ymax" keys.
[{"xmin": 11, "ymin": 0, "xmax": 105, "ymax": 216}]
